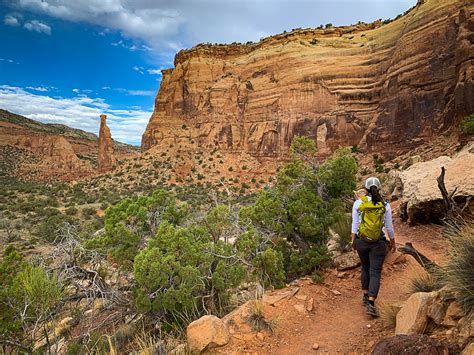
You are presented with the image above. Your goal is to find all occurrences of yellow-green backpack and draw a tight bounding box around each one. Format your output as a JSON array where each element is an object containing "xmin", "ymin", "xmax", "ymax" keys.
[{"xmin": 358, "ymin": 196, "xmax": 386, "ymax": 242}]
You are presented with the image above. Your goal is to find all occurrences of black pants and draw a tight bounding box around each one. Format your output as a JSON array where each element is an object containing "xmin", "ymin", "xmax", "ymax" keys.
[{"xmin": 355, "ymin": 239, "xmax": 387, "ymax": 298}]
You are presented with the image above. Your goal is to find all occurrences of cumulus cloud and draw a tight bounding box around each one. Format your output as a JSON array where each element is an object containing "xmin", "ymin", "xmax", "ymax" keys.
[
  {"xmin": 9, "ymin": 0, "xmax": 416, "ymax": 52},
  {"xmin": 4, "ymin": 14, "xmax": 21, "ymax": 26},
  {"xmin": 0, "ymin": 85, "xmax": 151, "ymax": 145},
  {"xmin": 24, "ymin": 20, "xmax": 52, "ymax": 34}
]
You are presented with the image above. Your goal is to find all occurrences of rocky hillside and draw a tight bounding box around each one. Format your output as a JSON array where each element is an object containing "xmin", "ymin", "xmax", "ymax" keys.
[
  {"xmin": 142, "ymin": 0, "xmax": 473, "ymax": 159},
  {"xmin": 0, "ymin": 109, "xmax": 139, "ymax": 181}
]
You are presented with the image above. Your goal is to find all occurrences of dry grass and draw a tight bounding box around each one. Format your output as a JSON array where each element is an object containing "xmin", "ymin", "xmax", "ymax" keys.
[
  {"xmin": 246, "ymin": 300, "xmax": 278, "ymax": 334},
  {"xmin": 379, "ymin": 302, "xmax": 400, "ymax": 329},
  {"xmin": 440, "ymin": 220, "xmax": 474, "ymax": 317},
  {"xmin": 406, "ymin": 271, "xmax": 437, "ymax": 295},
  {"xmin": 331, "ymin": 213, "xmax": 352, "ymax": 252},
  {"xmin": 134, "ymin": 331, "xmax": 166, "ymax": 355}
]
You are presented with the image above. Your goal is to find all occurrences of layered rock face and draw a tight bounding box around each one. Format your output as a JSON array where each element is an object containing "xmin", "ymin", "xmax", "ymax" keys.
[
  {"xmin": 0, "ymin": 121, "xmax": 93, "ymax": 180},
  {"xmin": 97, "ymin": 114, "xmax": 115, "ymax": 173},
  {"xmin": 142, "ymin": 0, "xmax": 473, "ymax": 158},
  {"xmin": 0, "ymin": 110, "xmax": 137, "ymax": 181}
]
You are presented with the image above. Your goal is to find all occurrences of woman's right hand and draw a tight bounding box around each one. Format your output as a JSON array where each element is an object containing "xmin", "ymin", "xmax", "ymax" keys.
[{"xmin": 390, "ymin": 239, "xmax": 396, "ymax": 253}]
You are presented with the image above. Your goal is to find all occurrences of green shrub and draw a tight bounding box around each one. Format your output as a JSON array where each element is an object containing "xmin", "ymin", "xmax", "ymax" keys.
[
  {"xmin": 65, "ymin": 206, "xmax": 78, "ymax": 215},
  {"xmin": 134, "ymin": 222, "xmax": 245, "ymax": 317},
  {"xmin": 318, "ymin": 148, "xmax": 358, "ymax": 198},
  {"xmin": 36, "ymin": 214, "xmax": 76, "ymax": 242},
  {"xmin": 82, "ymin": 207, "xmax": 96, "ymax": 218},
  {"xmin": 460, "ymin": 114, "xmax": 474, "ymax": 134}
]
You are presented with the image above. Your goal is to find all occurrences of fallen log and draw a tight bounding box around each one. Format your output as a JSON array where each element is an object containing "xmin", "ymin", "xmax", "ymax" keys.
[{"xmin": 397, "ymin": 242, "xmax": 441, "ymax": 274}]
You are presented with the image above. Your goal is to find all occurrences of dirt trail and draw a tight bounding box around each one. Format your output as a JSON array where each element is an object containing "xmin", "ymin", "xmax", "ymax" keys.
[{"xmin": 217, "ymin": 204, "xmax": 448, "ymax": 354}]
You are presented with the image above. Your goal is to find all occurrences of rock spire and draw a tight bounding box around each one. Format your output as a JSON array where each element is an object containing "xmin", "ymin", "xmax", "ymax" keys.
[{"xmin": 98, "ymin": 114, "xmax": 115, "ymax": 173}]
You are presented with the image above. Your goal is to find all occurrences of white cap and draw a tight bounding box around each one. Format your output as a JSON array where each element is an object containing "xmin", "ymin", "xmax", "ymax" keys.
[{"xmin": 365, "ymin": 177, "xmax": 381, "ymax": 189}]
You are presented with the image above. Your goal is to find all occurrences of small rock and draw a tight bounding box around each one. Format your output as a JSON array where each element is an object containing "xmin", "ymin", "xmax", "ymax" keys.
[
  {"xmin": 169, "ymin": 343, "xmax": 187, "ymax": 355},
  {"xmin": 337, "ymin": 272, "xmax": 346, "ymax": 278},
  {"xmin": 442, "ymin": 301, "xmax": 464, "ymax": 326},
  {"xmin": 84, "ymin": 309, "xmax": 93, "ymax": 316},
  {"xmin": 366, "ymin": 324, "xmax": 372, "ymax": 328},
  {"xmin": 333, "ymin": 253, "xmax": 360, "ymax": 271},
  {"xmin": 306, "ymin": 298, "xmax": 314, "ymax": 312},
  {"xmin": 186, "ymin": 315, "xmax": 230, "ymax": 353},
  {"xmin": 294, "ymin": 303, "xmax": 307, "ymax": 314},
  {"xmin": 256, "ymin": 332, "xmax": 265, "ymax": 341},
  {"xmin": 331, "ymin": 290, "xmax": 342, "ymax": 296},
  {"xmin": 312, "ymin": 343, "xmax": 320, "ymax": 350},
  {"xmin": 295, "ymin": 294, "xmax": 307, "ymax": 301}
]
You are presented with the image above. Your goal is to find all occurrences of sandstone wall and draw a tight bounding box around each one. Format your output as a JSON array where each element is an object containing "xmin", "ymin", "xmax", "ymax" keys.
[{"xmin": 142, "ymin": 0, "xmax": 473, "ymax": 158}]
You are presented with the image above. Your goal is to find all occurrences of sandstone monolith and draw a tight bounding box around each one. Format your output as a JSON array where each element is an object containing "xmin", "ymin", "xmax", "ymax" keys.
[{"xmin": 98, "ymin": 114, "xmax": 115, "ymax": 172}]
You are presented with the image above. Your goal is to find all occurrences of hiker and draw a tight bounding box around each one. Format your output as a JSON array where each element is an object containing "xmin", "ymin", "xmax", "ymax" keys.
[{"xmin": 351, "ymin": 177, "xmax": 396, "ymax": 317}]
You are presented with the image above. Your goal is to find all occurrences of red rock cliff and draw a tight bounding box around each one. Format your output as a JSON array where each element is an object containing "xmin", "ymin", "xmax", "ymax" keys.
[
  {"xmin": 98, "ymin": 114, "xmax": 115, "ymax": 172},
  {"xmin": 142, "ymin": 0, "xmax": 473, "ymax": 157}
]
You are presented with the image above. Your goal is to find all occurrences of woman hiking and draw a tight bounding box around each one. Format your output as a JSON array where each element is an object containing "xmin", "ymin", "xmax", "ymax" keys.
[{"xmin": 351, "ymin": 177, "xmax": 396, "ymax": 317}]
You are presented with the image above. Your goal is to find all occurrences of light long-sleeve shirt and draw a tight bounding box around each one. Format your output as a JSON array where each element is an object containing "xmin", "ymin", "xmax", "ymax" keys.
[{"xmin": 351, "ymin": 196, "xmax": 395, "ymax": 240}]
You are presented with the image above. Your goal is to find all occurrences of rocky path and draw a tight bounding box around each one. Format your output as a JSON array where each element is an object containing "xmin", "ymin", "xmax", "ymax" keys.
[{"xmin": 216, "ymin": 205, "xmax": 447, "ymax": 354}]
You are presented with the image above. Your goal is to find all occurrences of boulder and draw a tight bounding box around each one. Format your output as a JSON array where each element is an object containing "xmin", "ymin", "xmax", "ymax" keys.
[
  {"xmin": 396, "ymin": 292, "xmax": 436, "ymax": 335},
  {"xmin": 327, "ymin": 228, "xmax": 342, "ymax": 257},
  {"xmin": 427, "ymin": 287, "xmax": 456, "ymax": 325},
  {"xmin": 384, "ymin": 170, "xmax": 403, "ymax": 201},
  {"xmin": 441, "ymin": 301, "xmax": 465, "ymax": 327},
  {"xmin": 461, "ymin": 342, "xmax": 474, "ymax": 355},
  {"xmin": 333, "ymin": 252, "xmax": 360, "ymax": 271},
  {"xmin": 399, "ymin": 145, "xmax": 474, "ymax": 224},
  {"xmin": 372, "ymin": 334, "xmax": 448, "ymax": 355},
  {"xmin": 186, "ymin": 315, "xmax": 230, "ymax": 354}
]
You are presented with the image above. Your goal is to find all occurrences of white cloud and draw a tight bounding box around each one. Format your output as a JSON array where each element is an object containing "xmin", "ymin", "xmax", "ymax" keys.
[
  {"xmin": 132, "ymin": 66, "xmax": 144, "ymax": 74},
  {"xmin": 24, "ymin": 20, "xmax": 52, "ymax": 35},
  {"xmin": 126, "ymin": 90, "xmax": 154, "ymax": 96},
  {"xmin": 147, "ymin": 68, "xmax": 163, "ymax": 76},
  {"xmin": 111, "ymin": 40, "xmax": 151, "ymax": 52},
  {"xmin": 0, "ymin": 85, "xmax": 151, "ymax": 145},
  {"xmin": 26, "ymin": 86, "xmax": 49, "ymax": 92},
  {"xmin": 100, "ymin": 87, "xmax": 155, "ymax": 96},
  {"xmin": 0, "ymin": 58, "xmax": 19, "ymax": 64},
  {"xmin": 9, "ymin": 0, "xmax": 416, "ymax": 54},
  {"xmin": 4, "ymin": 14, "xmax": 21, "ymax": 26}
]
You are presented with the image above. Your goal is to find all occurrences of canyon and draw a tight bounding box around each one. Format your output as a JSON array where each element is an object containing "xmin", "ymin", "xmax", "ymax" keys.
[{"xmin": 142, "ymin": 0, "xmax": 473, "ymax": 159}]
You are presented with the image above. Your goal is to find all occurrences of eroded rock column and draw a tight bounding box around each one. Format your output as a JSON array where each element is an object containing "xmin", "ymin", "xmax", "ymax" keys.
[{"xmin": 98, "ymin": 114, "xmax": 115, "ymax": 173}]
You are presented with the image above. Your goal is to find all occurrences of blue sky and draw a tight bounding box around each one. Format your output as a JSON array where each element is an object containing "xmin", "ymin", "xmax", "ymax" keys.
[{"xmin": 0, "ymin": 0, "xmax": 415, "ymax": 145}]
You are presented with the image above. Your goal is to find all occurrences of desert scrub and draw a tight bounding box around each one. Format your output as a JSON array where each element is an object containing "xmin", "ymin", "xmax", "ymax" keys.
[
  {"xmin": 406, "ymin": 271, "xmax": 437, "ymax": 294},
  {"xmin": 440, "ymin": 220, "xmax": 474, "ymax": 316},
  {"xmin": 246, "ymin": 300, "xmax": 277, "ymax": 333}
]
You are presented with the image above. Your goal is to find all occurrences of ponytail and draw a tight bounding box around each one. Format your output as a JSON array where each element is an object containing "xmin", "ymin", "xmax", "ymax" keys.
[{"xmin": 369, "ymin": 186, "xmax": 383, "ymax": 205}]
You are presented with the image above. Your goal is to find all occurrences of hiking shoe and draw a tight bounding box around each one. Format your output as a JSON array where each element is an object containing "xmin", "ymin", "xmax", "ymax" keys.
[
  {"xmin": 366, "ymin": 303, "xmax": 379, "ymax": 317},
  {"xmin": 362, "ymin": 294, "xmax": 369, "ymax": 306}
]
